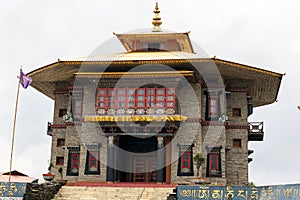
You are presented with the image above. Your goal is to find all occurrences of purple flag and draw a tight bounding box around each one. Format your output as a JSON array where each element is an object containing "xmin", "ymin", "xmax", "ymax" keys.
[{"xmin": 20, "ymin": 70, "xmax": 32, "ymax": 89}]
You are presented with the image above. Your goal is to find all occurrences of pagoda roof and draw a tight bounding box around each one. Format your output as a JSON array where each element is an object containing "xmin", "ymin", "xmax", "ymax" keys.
[
  {"xmin": 115, "ymin": 32, "xmax": 194, "ymax": 53},
  {"xmin": 28, "ymin": 51, "xmax": 282, "ymax": 107}
]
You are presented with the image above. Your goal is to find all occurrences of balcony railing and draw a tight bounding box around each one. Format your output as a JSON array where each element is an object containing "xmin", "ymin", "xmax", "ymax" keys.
[
  {"xmin": 47, "ymin": 122, "xmax": 68, "ymax": 136},
  {"xmin": 248, "ymin": 122, "xmax": 264, "ymax": 141}
]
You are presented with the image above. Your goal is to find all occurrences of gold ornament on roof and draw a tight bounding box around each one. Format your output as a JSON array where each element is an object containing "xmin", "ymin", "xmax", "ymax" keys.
[{"xmin": 152, "ymin": 2, "xmax": 162, "ymax": 32}]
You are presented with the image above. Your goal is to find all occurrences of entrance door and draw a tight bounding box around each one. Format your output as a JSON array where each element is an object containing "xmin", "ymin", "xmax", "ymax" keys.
[
  {"xmin": 133, "ymin": 156, "xmax": 157, "ymax": 182},
  {"xmin": 118, "ymin": 136, "xmax": 162, "ymax": 182}
]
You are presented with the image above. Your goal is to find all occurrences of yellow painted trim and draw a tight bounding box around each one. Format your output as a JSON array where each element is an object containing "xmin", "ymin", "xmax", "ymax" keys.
[
  {"xmin": 213, "ymin": 59, "xmax": 282, "ymax": 77},
  {"xmin": 84, "ymin": 115, "xmax": 187, "ymax": 122},
  {"xmin": 74, "ymin": 71, "xmax": 194, "ymax": 78},
  {"xmin": 28, "ymin": 58, "xmax": 282, "ymax": 79}
]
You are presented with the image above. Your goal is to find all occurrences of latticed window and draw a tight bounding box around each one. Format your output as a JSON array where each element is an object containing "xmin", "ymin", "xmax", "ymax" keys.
[
  {"xmin": 67, "ymin": 146, "xmax": 80, "ymax": 176},
  {"xmin": 177, "ymin": 145, "xmax": 194, "ymax": 176},
  {"xmin": 71, "ymin": 89, "xmax": 83, "ymax": 121},
  {"xmin": 206, "ymin": 147, "xmax": 222, "ymax": 177},
  {"xmin": 85, "ymin": 144, "xmax": 101, "ymax": 175},
  {"xmin": 96, "ymin": 87, "xmax": 176, "ymax": 112},
  {"xmin": 205, "ymin": 91, "xmax": 221, "ymax": 121}
]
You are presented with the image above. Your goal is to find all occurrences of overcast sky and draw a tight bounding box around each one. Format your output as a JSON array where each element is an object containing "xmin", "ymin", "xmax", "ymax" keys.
[{"xmin": 0, "ymin": 0, "xmax": 299, "ymax": 186}]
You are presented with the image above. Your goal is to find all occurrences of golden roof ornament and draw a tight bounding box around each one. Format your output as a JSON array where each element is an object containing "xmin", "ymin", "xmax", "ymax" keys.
[{"xmin": 152, "ymin": 2, "xmax": 162, "ymax": 32}]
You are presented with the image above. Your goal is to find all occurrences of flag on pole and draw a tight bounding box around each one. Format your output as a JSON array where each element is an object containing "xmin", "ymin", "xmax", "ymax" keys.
[{"xmin": 20, "ymin": 70, "xmax": 32, "ymax": 89}]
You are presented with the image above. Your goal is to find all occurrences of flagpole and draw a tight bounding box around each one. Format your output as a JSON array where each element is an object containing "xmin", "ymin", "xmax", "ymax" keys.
[{"xmin": 8, "ymin": 70, "xmax": 21, "ymax": 183}]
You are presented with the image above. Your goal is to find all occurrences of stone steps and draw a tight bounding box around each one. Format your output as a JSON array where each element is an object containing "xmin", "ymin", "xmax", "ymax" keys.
[{"xmin": 52, "ymin": 186, "xmax": 174, "ymax": 200}]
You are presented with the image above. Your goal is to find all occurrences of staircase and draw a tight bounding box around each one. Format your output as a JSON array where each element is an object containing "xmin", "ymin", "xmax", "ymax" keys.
[{"xmin": 52, "ymin": 185, "xmax": 175, "ymax": 200}]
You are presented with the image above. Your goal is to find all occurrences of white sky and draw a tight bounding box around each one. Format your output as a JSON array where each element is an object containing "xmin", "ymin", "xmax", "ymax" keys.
[{"xmin": 0, "ymin": 0, "xmax": 300, "ymax": 186}]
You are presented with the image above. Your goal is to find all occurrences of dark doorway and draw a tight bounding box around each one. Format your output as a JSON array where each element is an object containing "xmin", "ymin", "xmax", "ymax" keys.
[{"xmin": 118, "ymin": 136, "xmax": 165, "ymax": 182}]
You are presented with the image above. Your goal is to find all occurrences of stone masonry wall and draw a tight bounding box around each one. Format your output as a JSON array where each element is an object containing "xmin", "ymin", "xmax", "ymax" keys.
[
  {"xmin": 171, "ymin": 83, "xmax": 201, "ymax": 183},
  {"xmin": 225, "ymin": 91, "xmax": 249, "ymax": 186}
]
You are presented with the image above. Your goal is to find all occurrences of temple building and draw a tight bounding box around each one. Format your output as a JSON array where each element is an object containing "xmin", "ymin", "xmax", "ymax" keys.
[{"xmin": 28, "ymin": 3, "xmax": 282, "ymax": 186}]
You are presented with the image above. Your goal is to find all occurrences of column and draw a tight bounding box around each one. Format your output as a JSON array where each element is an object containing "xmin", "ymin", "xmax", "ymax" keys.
[
  {"xmin": 106, "ymin": 136, "xmax": 114, "ymax": 182},
  {"xmin": 113, "ymin": 136, "xmax": 119, "ymax": 182},
  {"xmin": 156, "ymin": 136, "xmax": 164, "ymax": 183},
  {"xmin": 165, "ymin": 137, "xmax": 171, "ymax": 184}
]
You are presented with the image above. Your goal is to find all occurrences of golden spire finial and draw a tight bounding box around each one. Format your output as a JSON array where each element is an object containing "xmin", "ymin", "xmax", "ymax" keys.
[{"xmin": 152, "ymin": 2, "xmax": 162, "ymax": 32}]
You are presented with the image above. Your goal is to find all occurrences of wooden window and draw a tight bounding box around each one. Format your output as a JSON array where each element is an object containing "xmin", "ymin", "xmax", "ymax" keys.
[
  {"xmin": 71, "ymin": 89, "xmax": 83, "ymax": 121},
  {"xmin": 67, "ymin": 146, "xmax": 80, "ymax": 176},
  {"xmin": 232, "ymin": 139, "xmax": 242, "ymax": 148},
  {"xmin": 155, "ymin": 88, "xmax": 165, "ymax": 108},
  {"xmin": 136, "ymin": 88, "xmax": 145, "ymax": 108},
  {"xmin": 131, "ymin": 40, "xmax": 140, "ymax": 51},
  {"xmin": 177, "ymin": 145, "xmax": 194, "ymax": 176},
  {"xmin": 57, "ymin": 138, "xmax": 65, "ymax": 147},
  {"xmin": 56, "ymin": 156, "xmax": 64, "ymax": 166},
  {"xmin": 127, "ymin": 88, "xmax": 136, "ymax": 108},
  {"xmin": 232, "ymin": 108, "xmax": 241, "ymax": 117},
  {"xmin": 97, "ymin": 88, "xmax": 107, "ymax": 109},
  {"xmin": 71, "ymin": 154, "xmax": 79, "ymax": 172},
  {"xmin": 166, "ymin": 88, "xmax": 175, "ymax": 108},
  {"xmin": 166, "ymin": 39, "xmax": 180, "ymax": 51},
  {"xmin": 209, "ymin": 98, "xmax": 218, "ymax": 118},
  {"xmin": 206, "ymin": 147, "xmax": 222, "ymax": 177},
  {"xmin": 58, "ymin": 109, "xmax": 67, "ymax": 117},
  {"xmin": 85, "ymin": 144, "xmax": 101, "ymax": 175},
  {"xmin": 107, "ymin": 88, "xmax": 117, "ymax": 109},
  {"xmin": 117, "ymin": 89, "xmax": 126, "ymax": 108},
  {"xmin": 210, "ymin": 154, "xmax": 219, "ymax": 170},
  {"xmin": 146, "ymin": 88, "xmax": 156, "ymax": 108},
  {"xmin": 74, "ymin": 100, "xmax": 82, "ymax": 115},
  {"xmin": 205, "ymin": 92, "xmax": 220, "ymax": 121},
  {"xmin": 95, "ymin": 87, "xmax": 177, "ymax": 111}
]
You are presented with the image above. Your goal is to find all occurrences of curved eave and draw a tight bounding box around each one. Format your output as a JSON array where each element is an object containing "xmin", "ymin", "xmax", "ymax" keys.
[
  {"xmin": 213, "ymin": 58, "xmax": 283, "ymax": 107},
  {"xmin": 27, "ymin": 61, "xmax": 80, "ymax": 99},
  {"xmin": 28, "ymin": 57, "xmax": 283, "ymax": 106}
]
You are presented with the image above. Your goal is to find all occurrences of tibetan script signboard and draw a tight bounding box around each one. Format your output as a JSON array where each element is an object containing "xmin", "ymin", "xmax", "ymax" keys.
[
  {"xmin": 177, "ymin": 184, "xmax": 300, "ymax": 200},
  {"xmin": 0, "ymin": 182, "xmax": 27, "ymax": 200}
]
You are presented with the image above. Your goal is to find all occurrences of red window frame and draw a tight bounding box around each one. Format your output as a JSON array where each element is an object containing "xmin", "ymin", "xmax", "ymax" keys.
[
  {"xmin": 117, "ymin": 89, "xmax": 126, "ymax": 108},
  {"xmin": 71, "ymin": 90, "xmax": 83, "ymax": 120},
  {"xmin": 107, "ymin": 88, "xmax": 117, "ymax": 109},
  {"xmin": 146, "ymin": 88, "xmax": 156, "ymax": 108},
  {"xmin": 209, "ymin": 98, "xmax": 218, "ymax": 118},
  {"xmin": 132, "ymin": 40, "xmax": 140, "ymax": 51},
  {"xmin": 181, "ymin": 152, "xmax": 191, "ymax": 170},
  {"xmin": 97, "ymin": 88, "xmax": 107, "ymax": 109},
  {"xmin": 156, "ymin": 88, "xmax": 165, "ymax": 108},
  {"xmin": 127, "ymin": 88, "xmax": 136, "ymax": 108},
  {"xmin": 209, "ymin": 154, "xmax": 219, "ymax": 171},
  {"xmin": 166, "ymin": 88, "xmax": 176, "ymax": 108},
  {"xmin": 95, "ymin": 87, "xmax": 177, "ymax": 111},
  {"xmin": 89, "ymin": 151, "xmax": 99, "ymax": 168},
  {"xmin": 71, "ymin": 153, "xmax": 80, "ymax": 171},
  {"xmin": 136, "ymin": 88, "xmax": 145, "ymax": 108},
  {"xmin": 73, "ymin": 100, "xmax": 82, "ymax": 115}
]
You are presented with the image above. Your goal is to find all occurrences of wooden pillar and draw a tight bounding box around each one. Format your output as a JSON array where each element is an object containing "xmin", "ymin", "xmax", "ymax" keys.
[
  {"xmin": 165, "ymin": 137, "xmax": 171, "ymax": 184},
  {"xmin": 106, "ymin": 136, "xmax": 115, "ymax": 182},
  {"xmin": 156, "ymin": 137, "xmax": 164, "ymax": 183}
]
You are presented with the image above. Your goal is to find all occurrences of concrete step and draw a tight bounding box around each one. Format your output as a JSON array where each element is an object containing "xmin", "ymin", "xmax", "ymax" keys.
[{"xmin": 52, "ymin": 186, "xmax": 174, "ymax": 200}]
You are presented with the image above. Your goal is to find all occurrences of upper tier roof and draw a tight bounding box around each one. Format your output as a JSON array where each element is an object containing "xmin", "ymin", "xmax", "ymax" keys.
[
  {"xmin": 26, "ymin": 2, "xmax": 283, "ymax": 107},
  {"xmin": 115, "ymin": 32, "xmax": 194, "ymax": 53}
]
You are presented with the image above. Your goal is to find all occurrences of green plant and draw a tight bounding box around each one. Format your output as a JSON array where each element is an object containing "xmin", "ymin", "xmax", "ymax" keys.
[
  {"xmin": 48, "ymin": 162, "xmax": 53, "ymax": 173},
  {"xmin": 193, "ymin": 153, "xmax": 205, "ymax": 177},
  {"xmin": 248, "ymin": 182, "xmax": 256, "ymax": 186},
  {"xmin": 58, "ymin": 167, "xmax": 63, "ymax": 180}
]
